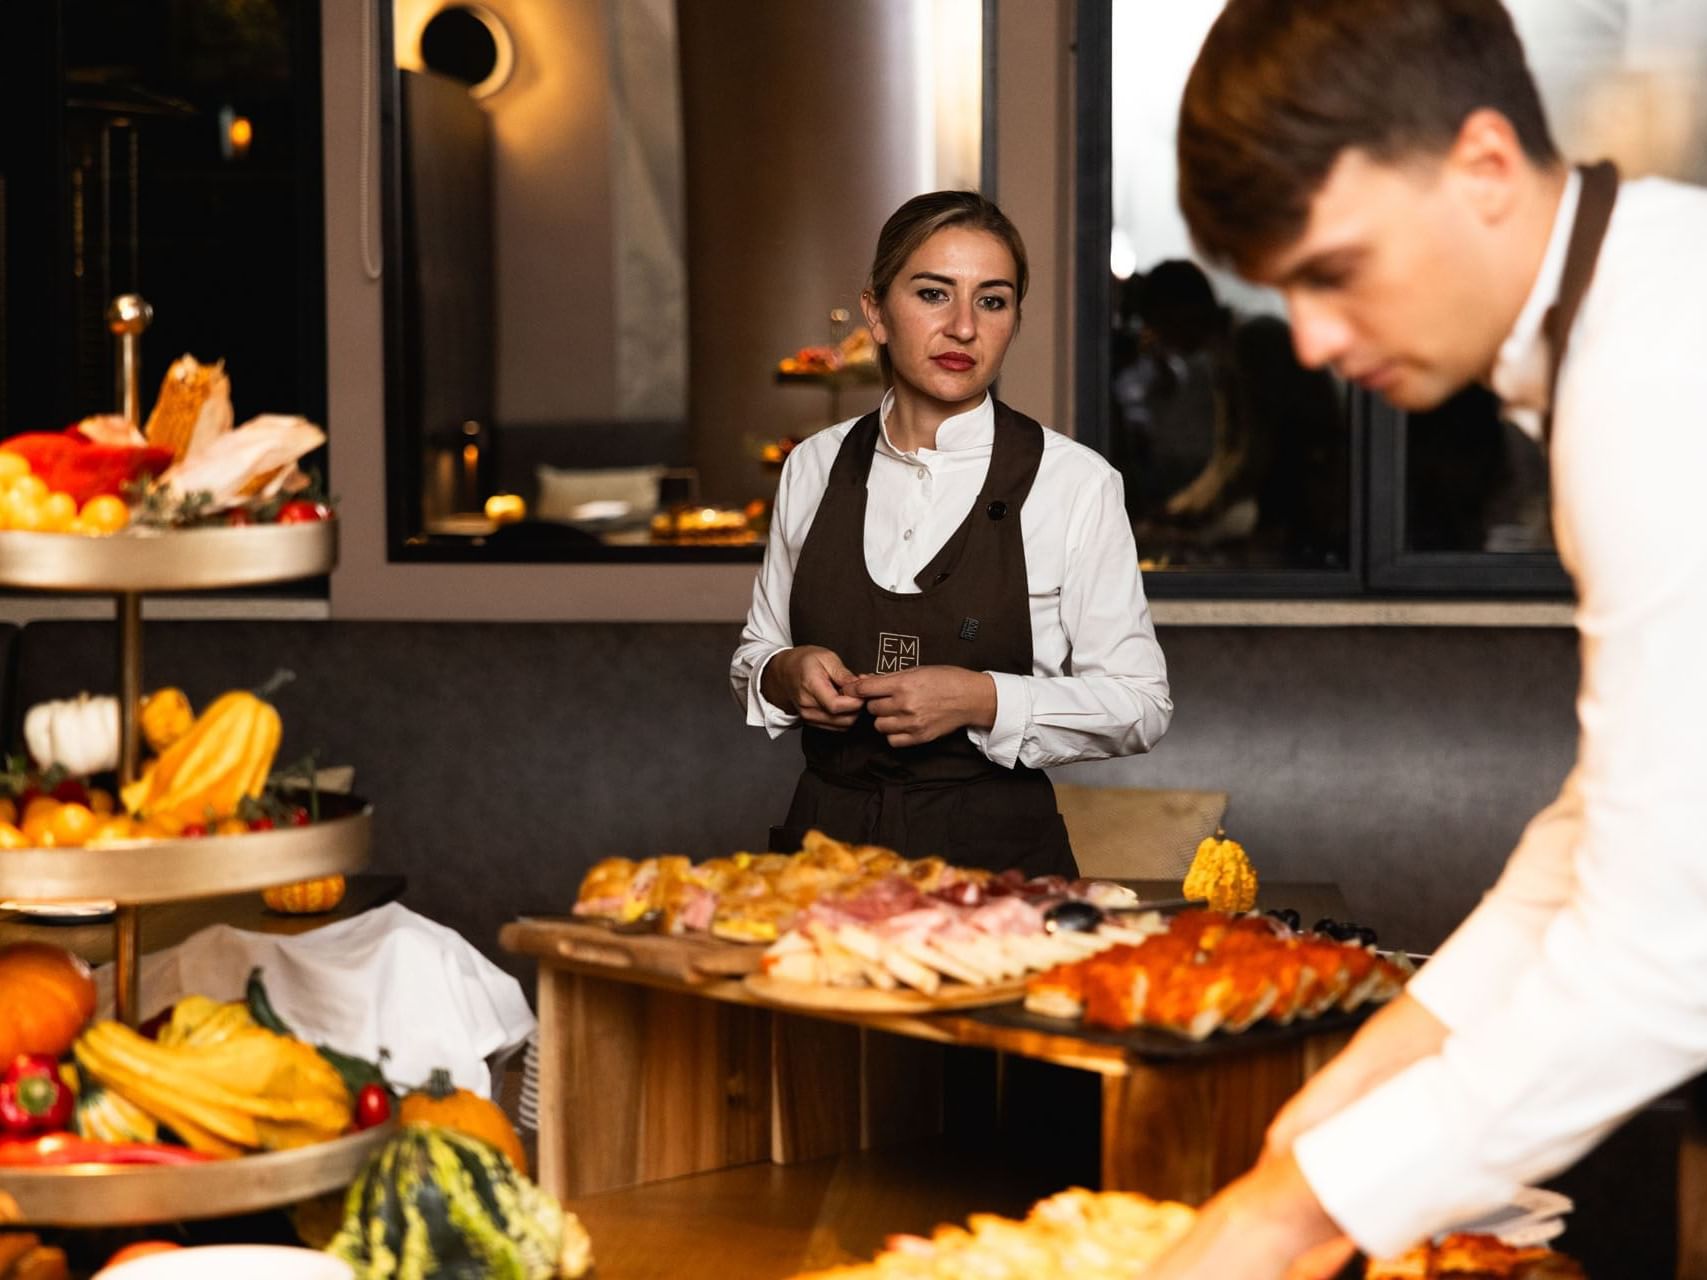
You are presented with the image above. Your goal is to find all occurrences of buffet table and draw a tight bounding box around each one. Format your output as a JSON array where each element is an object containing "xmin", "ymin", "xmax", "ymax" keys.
[{"xmin": 502, "ymin": 881, "xmax": 1356, "ymax": 1211}]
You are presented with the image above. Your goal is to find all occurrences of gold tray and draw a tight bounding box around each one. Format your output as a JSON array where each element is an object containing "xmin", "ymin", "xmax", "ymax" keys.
[
  {"xmin": 0, "ymin": 1123, "xmax": 393, "ymax": 1227},
  {"xmin": 0, "ymin": 796, "xmax": 371, "ymax": 906},
  {"xmin": 0, "ymin": 521, "xmax": 336, "ymax": 593}
]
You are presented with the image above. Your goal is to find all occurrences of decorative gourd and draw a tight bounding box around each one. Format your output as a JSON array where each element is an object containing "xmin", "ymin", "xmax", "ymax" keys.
[
  {"xmin": 74, "ymin": 1083, "xmax": 160, "ymax": 1145},
  {"xmin": 22, "ymin": 693, "xmax": 119, "ymax": 776},
  {"xmin": 398, "ymin": 1069, "xmax": 528, "ymax": 1175},
  {"xmin": 139, "ymin": 687, "xmax": 194, "ymax": 752},
  {"xmin": 0, "ymin": 943, "xmax": 96, "ymax": 1061},
  {"xmin": 263, "ymin": 875, "xmax": 347, "ymax": 915},
  {"xmin": 328, "ymin": 1125, "xmax": 591, "ymax": 1280},
  {"xmin": 1183, "ymin": 830, "xmax": 1258, "ymax": 913}
]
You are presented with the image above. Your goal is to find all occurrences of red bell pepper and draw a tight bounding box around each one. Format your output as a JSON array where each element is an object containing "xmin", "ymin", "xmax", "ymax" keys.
[
  {"xmin": 0, "ymin": 1056, "xmax": 73, "ymax": 1135},
  {"xmin": 0, "ymin": 1133, "xmax": 219, "ymax": 1167},
  {"xmin": 1, "ymin": 430, "xmax": 173, "ymax": 505}
]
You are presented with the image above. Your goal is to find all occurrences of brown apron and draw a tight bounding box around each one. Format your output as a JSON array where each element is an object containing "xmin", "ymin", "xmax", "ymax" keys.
[
  {"xmin": 1540, "ymin": 160, "xmax": 1618, "ymax": 448},
  {"xmin": 770, "ymin": 399, "xmax": 1077, "ymax": 877}
]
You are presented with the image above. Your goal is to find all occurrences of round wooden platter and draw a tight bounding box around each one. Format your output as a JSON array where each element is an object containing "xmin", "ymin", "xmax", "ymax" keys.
[
  {"xmin": 742, "ymin": 972, "xmax": 1027, "ymax": 1014},
  {"xmin": 0, "ymin": 1122, "xmax": 393, "ymax": 1227}
]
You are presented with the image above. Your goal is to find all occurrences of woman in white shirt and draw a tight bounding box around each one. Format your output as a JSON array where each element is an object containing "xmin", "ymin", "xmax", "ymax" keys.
[{"xmin": 730, "ymin": 191, "xmax": 1171, "ymax": 875}]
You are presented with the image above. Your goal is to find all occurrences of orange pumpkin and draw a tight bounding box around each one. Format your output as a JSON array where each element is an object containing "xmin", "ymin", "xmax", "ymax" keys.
[
  {"xmin": 399, "ymin": 1069, "xmax": 528, "ymax": 1175},
  {"xmin": 0, "ymin": 943, "xmax": 96, "ymax": 1060},
  {"xmin": 262, "ymin": 874, "xmax": 347, "ymax": 915}
]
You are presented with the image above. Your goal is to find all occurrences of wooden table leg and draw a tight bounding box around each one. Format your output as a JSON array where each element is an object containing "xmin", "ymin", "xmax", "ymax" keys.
[
  {"xmin": 1101, "ymin": 1032, "xmax": 1351, "ymax": 1205},
  {"xmin": 536, "ymin": 965, "xmax": 772, "ymax": 1198},
  {"xmin": 1679, "ymin": 1076, "xmax": 1707, "ymax": 1280}
]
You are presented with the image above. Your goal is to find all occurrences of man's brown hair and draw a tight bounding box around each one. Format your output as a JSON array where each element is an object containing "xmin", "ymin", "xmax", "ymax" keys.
[{"xmin": 1178, "ymin": 0, "xmax": 1560, "ymax": 275}]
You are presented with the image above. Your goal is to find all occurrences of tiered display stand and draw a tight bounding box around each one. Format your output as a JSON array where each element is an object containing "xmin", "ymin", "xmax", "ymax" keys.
[{"xmin": 0, "ymin": 299, "xmax": 390, "ymax": 1226}]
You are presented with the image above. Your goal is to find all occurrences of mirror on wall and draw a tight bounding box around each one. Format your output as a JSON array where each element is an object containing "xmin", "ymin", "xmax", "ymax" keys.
[{"xmin": 382, "ymin": 0, "xmax": 987, "ymax": 561}]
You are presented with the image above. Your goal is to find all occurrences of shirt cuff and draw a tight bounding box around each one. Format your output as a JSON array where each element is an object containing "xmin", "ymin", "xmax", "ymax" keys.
[
  {"xmin": 745, "ymin": 648, "xmax": 801, "ymax": 738},
  {"xmin": 966, "ymin": 671, "xmax": 1028, "ymax": 768},
  {"xmin": 1293, "ymin": 1056, "xmax": 1517, "ymax": 1258}
]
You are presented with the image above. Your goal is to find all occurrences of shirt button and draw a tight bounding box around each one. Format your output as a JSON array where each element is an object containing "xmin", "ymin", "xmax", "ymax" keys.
[
  {"xmin": 916, "ymin": 468, "xmax": 926, "ymax": 480},
  {"xmin": 903, "ymin": 529, "xmax": 913, "ymax": 540}
]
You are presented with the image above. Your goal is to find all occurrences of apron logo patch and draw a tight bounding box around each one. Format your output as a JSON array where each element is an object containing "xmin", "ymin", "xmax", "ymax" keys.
[
  {"xmin": 959, "ymin": 617, "xmax": 980, "ymax": 641},
  {"xmin": 876, "ymin": 632, "xmax": 920, "ymax": 672}
]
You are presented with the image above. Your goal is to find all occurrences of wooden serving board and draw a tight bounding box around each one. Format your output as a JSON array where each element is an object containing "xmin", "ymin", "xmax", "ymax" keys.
[
  {"xmin": 506, "ymin": 916, "xmax": 764, "ymax": 983},
  {"xmin": 743, "ymin": 972, "xmax": 1027, "ymax": 1014}
]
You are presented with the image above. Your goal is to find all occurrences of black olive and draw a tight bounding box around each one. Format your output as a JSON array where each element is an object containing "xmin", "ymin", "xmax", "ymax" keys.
[
  {"xmin": 1044, "ymin": 900, "xmax": 1105, "ymax": 933},
  {"xmin": 1313, "ymin": 917, "xmax": 1339, "ymax": 936},
  {"xmin": 1280, "ymin": 909, "xmax": 1302, "ymax": 932},
  {"xmin": 1356, "ymin": 926, "xmax": 1379, "ymax": 948}
]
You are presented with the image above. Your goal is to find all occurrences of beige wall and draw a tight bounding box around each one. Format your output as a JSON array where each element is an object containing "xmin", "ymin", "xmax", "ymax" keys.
[{"xmin": 324, "ymin": 0, "xmax": 1072, "ymax": 620}]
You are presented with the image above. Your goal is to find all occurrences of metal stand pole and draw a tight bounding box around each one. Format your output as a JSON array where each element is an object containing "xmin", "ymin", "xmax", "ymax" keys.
[
  {"xmin": 114, "ymin": 591, "xmax": 144, "ymax": 1025},
  {"xmin": 106, "ymin": 294, "xmax": 151, "ymax": 1027}
]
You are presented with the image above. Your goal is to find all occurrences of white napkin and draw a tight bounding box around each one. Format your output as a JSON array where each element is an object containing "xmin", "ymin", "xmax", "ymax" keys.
[
  {"xmin": 1444, "ymin": 1186, "xmax": 1574, "ymax": 1247},
  {"xmin": 94, "ymin": 904, "xmax": 536, "ymax": 1099}
]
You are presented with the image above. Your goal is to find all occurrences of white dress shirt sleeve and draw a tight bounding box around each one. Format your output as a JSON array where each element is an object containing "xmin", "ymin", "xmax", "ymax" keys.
[
  {"xmin": 730, "ymin": 447, "xmax": 812, "ymax": 735},
  {"xmin": 1404, "ymin": 769, "xmax": 1584, "ymax": 1032},
  {"xmin": 967, "ymin": 465, "xmax": 1172, "ymax": 769},
  {"xmin": 1294, "ymin": 245, "xmax": 1707, "ymax": 1257}
]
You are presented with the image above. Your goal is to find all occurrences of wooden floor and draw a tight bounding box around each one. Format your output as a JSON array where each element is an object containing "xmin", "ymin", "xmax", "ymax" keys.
[{"xmin": 565, "ymin": 1135, "xmax": 1096, "ymax": 1280}]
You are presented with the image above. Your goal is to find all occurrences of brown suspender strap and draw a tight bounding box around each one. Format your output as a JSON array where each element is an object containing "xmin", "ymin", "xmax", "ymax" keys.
[{"xmin": 1541, "ymin": 160, "xmax": 1620, "ymax": 447}]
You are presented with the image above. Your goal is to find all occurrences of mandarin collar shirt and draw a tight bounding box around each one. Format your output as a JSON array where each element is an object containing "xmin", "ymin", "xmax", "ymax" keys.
[
  {"xmin": 1295, "ymin": 174, "xmax": 1707, "ymax": 1255},
  {"xmin": 731, "ymin": 391, "xmax": 1172, "ymax": 770}
]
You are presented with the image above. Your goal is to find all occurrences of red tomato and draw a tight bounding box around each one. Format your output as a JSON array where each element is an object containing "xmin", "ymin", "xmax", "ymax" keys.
[
  {"xmin": 48, "ymin": 779, "xmax": 89, "ymax": 807},
  {"xmin": 276, "ymin": 500, "xmax": 331, "ymax": 524},
  {"xmin": 289, "ymin": 806, "xmax": 311, "ymax": 827},
  {"xmin": 248, "ymin": 816, "xmax": 275, "ymax": 832},
  {"xmin": 226, "ymin": 507, "xmax": 253, "ymax": 526},
  {"xmin": 355, "ymin": 1083, "xmax": 392, "ymax": 1130},
  {"xmin": 180, "ymin": 822, "xmax": 207, "ymax": 838}
]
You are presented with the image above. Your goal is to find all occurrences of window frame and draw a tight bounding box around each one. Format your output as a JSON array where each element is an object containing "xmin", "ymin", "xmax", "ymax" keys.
[{"xmin": 1074, "ymin": 0, "xmax": 1572, "ymax": 600}]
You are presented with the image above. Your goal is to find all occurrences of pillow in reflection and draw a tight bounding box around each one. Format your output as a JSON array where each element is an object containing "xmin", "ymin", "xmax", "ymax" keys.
[{"xmin": 535, "ymin": 463, "xmax": 666, "ymax": 524}]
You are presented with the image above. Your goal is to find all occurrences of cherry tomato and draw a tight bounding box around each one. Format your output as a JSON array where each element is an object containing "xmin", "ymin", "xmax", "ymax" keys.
[
  {"xmin": 106, "ymin": 1242, "xmax": 183, "ymax": 1266},
  {"xmin": 226, "ymin": 507, "xmax": 253, "ymax": 526},
  {"xmin": 181, "ymin": 822, "xmax": 207, "ymax": 838},
  {"xmin": 277, "ymin": 500, "xmax": 331, "ymax": 524},
  {"xmin": 290, "ymin": 806, "xmax": 311, "ymax": 827},
  {"xmin": 354, "ymin": 1084, "xmax": 392, "ymax": 1130},
  {"xmin": 249, "ymin": 816, "xmax": 276, "ymax": 832},
  {"xmin": 49, "ymin": 778, "xmax": 89, "ymax": 807}
]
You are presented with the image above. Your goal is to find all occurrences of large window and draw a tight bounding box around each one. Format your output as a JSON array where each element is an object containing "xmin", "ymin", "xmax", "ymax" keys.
[{"xmin": 1077, "ymin": 0, "xmax": 1707, "ymax": 597}]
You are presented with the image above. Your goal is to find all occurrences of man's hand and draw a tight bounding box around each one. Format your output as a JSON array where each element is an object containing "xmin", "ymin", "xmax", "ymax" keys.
[
  {"xmin": 761, "ymin": 646, "xmax": 865, "ymax": 730},
  {"xmin": 1265, "ymin": 993, "xmax": 1448, "ymax": 1159},
  {"xmin": 1144, "ymin": 1153, "xmax": 1346, "ymax": 1280},
  {"xmin": 844, "ymin": 667, "xmax": 996, "ymax": 748}
]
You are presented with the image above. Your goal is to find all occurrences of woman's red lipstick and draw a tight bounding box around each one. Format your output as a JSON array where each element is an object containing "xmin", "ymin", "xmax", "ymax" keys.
[{"xmin": 931, "ymin": 353, "xmax": 974, "ymax": 372}]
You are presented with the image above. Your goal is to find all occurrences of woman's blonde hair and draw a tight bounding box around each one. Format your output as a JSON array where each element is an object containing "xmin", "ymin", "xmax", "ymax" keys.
[{"xmin": 865, "ymin": 191, "xmax": 1029, "ymax": 379}]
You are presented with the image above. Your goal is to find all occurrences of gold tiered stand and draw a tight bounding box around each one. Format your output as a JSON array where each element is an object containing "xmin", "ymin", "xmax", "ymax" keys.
[{"xmin": 0, "ymin": 295, "xmax": 389, "ymax": 1226}]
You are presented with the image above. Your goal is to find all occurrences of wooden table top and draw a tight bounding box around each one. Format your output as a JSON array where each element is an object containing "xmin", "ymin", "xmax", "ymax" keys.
[
  {"xmin": 0, "ymin": 873, "xmax": 407, "ymax": 965},
  {"xmin": 503, "ymin": 881, "xmax": 1353, "ymax": 1079}
]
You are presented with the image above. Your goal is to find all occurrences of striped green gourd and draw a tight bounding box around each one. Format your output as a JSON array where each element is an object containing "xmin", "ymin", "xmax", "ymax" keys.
[{"xmin": 327, "ymin": 1124, "xmax": 563, "ymax": 1280}]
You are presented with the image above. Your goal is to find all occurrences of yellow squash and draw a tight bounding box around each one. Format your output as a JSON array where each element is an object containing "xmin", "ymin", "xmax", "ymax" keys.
[
  {"xmin": 121, "ymin": 690, "xmax": 282, "ymax": 824},
  {"xmin": 139, "ymin": 687, "xmax": 194, "ymax": 753}
]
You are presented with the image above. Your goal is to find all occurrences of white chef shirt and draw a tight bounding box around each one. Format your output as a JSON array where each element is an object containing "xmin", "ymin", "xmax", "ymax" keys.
[
  {"xmin": 1295, "ymin": 173, "xmax": 1707, "ymax": 1255},
  {"xmin": 730, "ymin": 392, "xmax": 1172, "ymax": 769}
]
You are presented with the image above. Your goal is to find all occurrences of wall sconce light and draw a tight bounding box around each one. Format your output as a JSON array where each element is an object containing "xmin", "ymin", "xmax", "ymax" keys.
[
  {"xmin": 218, "ymin": 105, "xmax": 254, "ymax": 159},
  {"xmin": 419, "ymin": 4, "xmax": 515, "ymax": 100}
]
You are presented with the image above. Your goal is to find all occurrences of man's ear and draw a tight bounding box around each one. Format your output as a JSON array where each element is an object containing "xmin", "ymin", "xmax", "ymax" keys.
[
  {"xmin": 1447, "ymin": 107, "xmax": 1527, "ymax": 225},
  {"xmin": 858, "ymin": 289, "xmax": 888, "ymax": 347}
]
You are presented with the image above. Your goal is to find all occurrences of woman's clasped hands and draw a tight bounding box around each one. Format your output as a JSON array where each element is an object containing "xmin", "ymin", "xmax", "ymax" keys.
[{"xmin": 763, "ymin": 646, "xmax": 996, "ymax": 747}]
